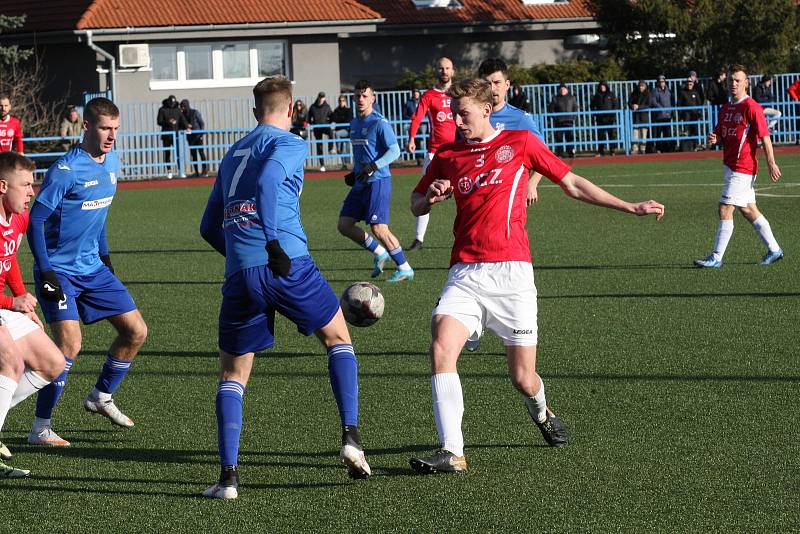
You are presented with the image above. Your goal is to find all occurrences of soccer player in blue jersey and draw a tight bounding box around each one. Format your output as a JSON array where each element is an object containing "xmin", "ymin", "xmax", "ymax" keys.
[
  {"xmin": 200, "ymin": 76, "xmax": 371, "ymax": 500},
  {"xmin": 337, "ymin": 79, "xmax": 413, "ymax": 283},
  {"xmin": 25, "ymin": 98, "xmax": 148, "ymax": 447}
]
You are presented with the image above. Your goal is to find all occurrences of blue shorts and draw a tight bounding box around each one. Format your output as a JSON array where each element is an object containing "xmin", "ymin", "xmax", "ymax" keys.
[
  {"xmin": 339, "ymin": 178, "xmax": 391, "ymax": 225},
  {"xmin": 34, "ymin": 266, "xmax": 138, "ymax": 325},
  {"xmin": 218, "ymin": 256, "xmax": 340, "ymax": 355}
]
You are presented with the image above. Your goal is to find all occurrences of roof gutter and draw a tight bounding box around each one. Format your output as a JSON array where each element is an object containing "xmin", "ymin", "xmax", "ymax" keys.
[
  {"xmin": 81, "ymin": 30, "xmax": 117, "ymax": 101},
  {"xmin": 73, "ymin": 18, "xmax": 385, "ymax": 37}
]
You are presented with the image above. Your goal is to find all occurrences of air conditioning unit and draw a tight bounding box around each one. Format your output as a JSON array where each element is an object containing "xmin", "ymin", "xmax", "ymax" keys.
[{"xmin": 119, "ymin": 44, "xmax": 150, "ymax": 68}]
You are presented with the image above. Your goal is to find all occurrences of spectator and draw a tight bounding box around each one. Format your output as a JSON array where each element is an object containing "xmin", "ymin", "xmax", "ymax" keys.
[
  {"xmin": 590, "ymin": 81, "xmax": 619, "ymax": 156},
  {"xmin": 754, "ymin": 75, "xmax": 782, "ymax": 133},
  {"xmin": 678, "ymin": 77, "xmax": 703, "ymax": 151},
  {"xmin": 156, "ymin": 95, "xmax": 187, "ymax": 178},
  {"xmin": 290, "ymin": 99, "xmax": 309, "ymax": 139},
  {"xmin": 650, "ymin": 75, "xmax": 673, "ymax": 153},
  {"xmin": 403, "ymin": 89, "xmax": 425, "ymax": 164},
  {"xmin": 330, "ymin": 95, "xmax": 353, "ymax": 170},
  {"xmin": 548, "ymin": 83, "xmax": 578, "ymax": 157},
  {"xmin": 0, "ymin": 94, "xmax": 23, "ymax": 153},
  {"xmin": 629, "ymin": 80, "xmax": 651, "ymax": 155},
  {"xmin": 180, "ymin": 99, "xmax": 208, "ymax": 177},
  {"xmin": 59, "ymin": 105, "xmax": 82, "ymax": 153},
  {"xmin": 706, "ymin": 69, "xmax": 729, "ymax": 107},
  {"xmin": 688, "ymin": 70, "xmax": 705, "ymax": 102},
  {"xmin": 789, "ymin": 77, "xmax": 800, "ymax": 144},
  {"xmin": 308, "ymin": 91, "xmax": 333, "ymax": 172},
  {"xmin": 509, "ymin": 85, "xmax": 530, "ymax": 112}
]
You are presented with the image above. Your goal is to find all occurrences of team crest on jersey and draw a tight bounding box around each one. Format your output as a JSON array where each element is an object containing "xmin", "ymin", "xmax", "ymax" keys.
[
  {"xmin": 362, "ymin": 128, "xmax": 368, "ymax": 135},
  {"xmin": 457, "ymin": 176, "xmax": 473, "ymax": 194},
  {"xmin": 436, "ymin": 111, "xmax": 448, "ymax": 122},
  {"xmin": 109, "ymin": 172, "xmax": 117, "ymax": 184},
  {"xmin": 495, "ymin": 145, "xmax": 515, "ymax": 163},
  {"xmin": 734, "ymin": 112, "xmax": 742, "ymax": 123},
  {"xmin": 495, "ymin": 122, "xmax": 506, "ymax": 131},
  {"xmin": 6, "ymin": 129, "xmax": 13, "ymax": 137}
]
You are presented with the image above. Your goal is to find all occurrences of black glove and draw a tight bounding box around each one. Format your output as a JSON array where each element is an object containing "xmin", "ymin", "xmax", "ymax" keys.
[
  {"xmin": 344, "ymin": 172, "xmax": 357, "ymax": 187},
  {"xmin": 39, "ymin": 270, "xmax": 64, "ymax": 302},
  {"xmin": 356, "ymin": 162, "xmax": 379, "ymax": 181},
  {"xmin": 266, "ymin": 240, "xmax": 291, "ymax": 277},
  {"xmin": 100, "ymin": 254, "xmax": 115, "ymax": 275}
]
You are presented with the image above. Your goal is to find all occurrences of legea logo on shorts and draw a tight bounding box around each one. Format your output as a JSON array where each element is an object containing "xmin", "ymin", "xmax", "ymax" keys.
[
  {"xmin": 81, "ymin": 196, "xmax": 113, "ymax": 210},
  {"xmin": 513, "ymin": 329, "xmax": 533, "ymax": 335}
]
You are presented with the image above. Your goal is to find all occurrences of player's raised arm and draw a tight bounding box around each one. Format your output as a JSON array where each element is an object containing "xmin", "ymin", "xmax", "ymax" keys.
[{"xmin": 557, "ymin": 171, "xmax": 665, "ymax": 220}]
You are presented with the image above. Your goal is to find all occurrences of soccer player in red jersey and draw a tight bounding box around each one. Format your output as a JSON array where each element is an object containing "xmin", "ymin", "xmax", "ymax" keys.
[
  {"xmin": 405, "ymin": 57, "xmax": 457, "ymax": 251},
  {"xmin": 408, "ymin": 79, "xmax": 664, "ymax": 474},
  {"xmin": 0, "ymin": 96, "xmax": 24, "ymax": 154},
  {"xmin": 695, "ymin": 64, "xmax": 783, "ymax": 268},
  {"xmin": 0, "ymin": 151, "xmax": 65, "ymax": 477}
]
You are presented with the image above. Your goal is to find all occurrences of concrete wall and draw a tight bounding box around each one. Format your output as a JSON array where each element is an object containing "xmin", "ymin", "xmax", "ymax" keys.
[{"xmin": 290, "ymin": 40, "xmax": 342, "ymax": 101}]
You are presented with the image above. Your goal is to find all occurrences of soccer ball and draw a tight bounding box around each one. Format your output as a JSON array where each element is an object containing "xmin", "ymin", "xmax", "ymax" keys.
[{"xmin": 340, "ymin": 282, "xmax": 384, "ymax": 327}]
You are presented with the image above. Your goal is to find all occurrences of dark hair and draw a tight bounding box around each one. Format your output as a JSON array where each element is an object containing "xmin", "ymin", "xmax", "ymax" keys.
[
  {"xmin": 729, "ymin": 64, "xmax": 748, "ymax": 77},
  {"xmin": 354, "ymin": 79, "xmax": 374, "ymax": 94},
  {"xmin": 0, "ymin": 151, "xmax": 35, "ymax": 178},
  {"xmin": 84, "ymin": 97, "xmax": 119, "ymax": 123},
  {"xmin": 478, "ymin": 57, "xmax": 508, "ymax": 78},
  {"xmin": 253, "ymin": 76, "xmax": 293, "ymax": 115},
  {"xmin": 0, "ymin": 94, "xmax": 9, "ymax": 102},
  {"xmin": 447, "ymin": 78, "xmax": 492, "ymax": 106}
]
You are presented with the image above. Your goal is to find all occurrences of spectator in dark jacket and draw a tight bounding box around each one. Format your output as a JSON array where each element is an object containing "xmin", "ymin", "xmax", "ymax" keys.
[
  {"xmin": 629, "ymin": 80, "xmax": 651, "ymax": 154},
  {"xmin": 687, "ymin": 70, "xmax": 705, "ymax": 103},
  {"xmin": 590, "ymin": 81, "xmax": 619, "ymax": 155},
  {"xmin": 754, "ymin": 75, "xmax": 781, "ymax": 132},
  {"xmin": 180, "ymin": 99, "xmax": 207, "ymax": 176},
  {"xmin": 548, "ymin": 83, "xmax": 578, "ymax": 157},
  {"xmin": 649, "ymin": 75, "xmax": 673, "ymax": 153},
  {"xmin": 677, "ymin": 78, "xmax": 703, "ymax": 151},
  {"xmin": 706, "ymin": 69, "xmax": 729, "ymax": 107},
  {"xmin": 156, "ymin": 95, "xmax": 188, "ymax": 178},
  {"xmin": 291, "ymin": 100, "xmax": 309, "ymax": 139},
  {"xmin": 509, "ymin": 85, "xmax": 530, "ymax": 112},
  {"xmin": 308, "ymin": 91, "xmax": 333, "ymax": 171},
  {"xmin": 330, "ymin": 95, "xmax": 352, "ymax": 169}
]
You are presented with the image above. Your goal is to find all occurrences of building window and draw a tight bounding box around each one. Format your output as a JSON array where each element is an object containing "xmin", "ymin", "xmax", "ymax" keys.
[
  {"xmin": 221, "ymin": 44, "xmax": 250, "ymax": 79},
  {"xmin": 185, "ymin": 44, "xmax": 213, "ymax": 80},
  {"xmin": 150, "ymin": 45, "xmax": 178, "ymax": 80},
  {"xmin": 256, "ymin": 42, "xmax": 284, "ymax": 77},
  {"xmin": 149, "ymin": 41, "xmax": 287, "ymax": 89}
]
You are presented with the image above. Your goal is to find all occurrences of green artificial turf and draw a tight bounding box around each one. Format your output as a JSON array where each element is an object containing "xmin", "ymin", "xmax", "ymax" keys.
[{"xmin": 3, "ymin": 154, "xmax": 798, "ymax": 532}]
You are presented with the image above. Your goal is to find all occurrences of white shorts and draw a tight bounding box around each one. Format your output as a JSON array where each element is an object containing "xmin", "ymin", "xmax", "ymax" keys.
[
  {"xmin": 0, "ymin": 309, "xmax": 41, "ymax": 341},
  {"xmin": 422, "ymin": 152, "xmax": 435, "ymax": 174},
  {"xmin": 720, "ymin": 166, "xmax": 756, "ymax": 207},
  {"xmin": 432, "ymin": 261, "xmax": 538, "ymax": 346}
]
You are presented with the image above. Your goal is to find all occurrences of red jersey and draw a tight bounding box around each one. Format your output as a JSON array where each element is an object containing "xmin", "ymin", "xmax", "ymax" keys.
[
  {"xmin": 414, "ymin": 129, "xmax": 570, "ymax": 266},
  {"xmin": 0, "ymin": 210, "xmax": 29, "ymax": 309},
  {"xmin": 0, "ymin": 115, "xmax": 23, "ymax": 153},
  {"xmin": 714, "ymin": 96, "xmax": 769, "ymax": 175},
  {"xmin": 408, "ymin": 87, "xmax": 457, "ymax": 153}
]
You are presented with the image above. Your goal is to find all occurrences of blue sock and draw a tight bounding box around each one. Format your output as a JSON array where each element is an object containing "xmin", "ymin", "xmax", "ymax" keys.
[
  {"xmin": 95, "ymin": 353, "xmax": 132, "ymax": 394},
  {"xmin": 216, "ymin": 380, "xmax": 244, "ymax": 467},
  {"xmin": 362, "ymin": 235, "xmax": 380, "ymax": 253},
  {"xmin": 389, "ymin": 246, "xmax": 408, "ymax": 267},
  {"xmin": 327, "ymin": 344, "xmax": 359, "ymax": 427},
  {"xmin": 35, "ymin": 356, "xmax": 73, "ymax": 419}
]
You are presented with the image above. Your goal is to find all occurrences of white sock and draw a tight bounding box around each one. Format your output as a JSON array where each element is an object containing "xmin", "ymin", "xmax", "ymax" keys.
[
  {"xmin": 524, "ymin": 379, "xmax": 547, "ymax": 424},
  {"xmin": 415, "ymin": 214, "xmax": 430, "ymax": 242},
  {"xmin": 32, "ymin": 416, "xmax": 51, "ymax": 432},
  {"xmin": 373, "ymin": 244, "xmax": 387, "ymax": 257},
  {"xmin": 397, "ymin": 262, "xmax": 411, "ymax": 271},
  {"xmin": 431, "ymin": 372, "xmax": 464, "ymax": 457},
  {"xmin": 0, "ymin": 374, "xmax": 18, "ymax": 431},
  {"xmin": 10, "ymin": 368, "xmax": 50, "ymax": 408},
  {"xmin": 712, "ymin": 219, "xmax": 734, "ymax": 261},
  {"xmin": 91, "ymin": 387, "xmax": 112, "ymax": 402},
  {"xmin": 752, "ymin": 216, "xmax": 780, "ymax": 252}
]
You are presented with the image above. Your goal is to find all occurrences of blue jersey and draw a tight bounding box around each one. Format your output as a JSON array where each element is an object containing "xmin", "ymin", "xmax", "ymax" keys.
[
  {"xmin": 35, "ymin": 147, "xmax": 119, "ymax": 276},
  {"xmin": 490, "ymin": 103, "xmax": 544, "ymax": 141},
  {"xmin": 350, "ymin": 111, "xmax": 397, "ymax": 183},
  {"xmin": 210, "ymin": 124, "xmax": 309, "ymax": 277}
]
